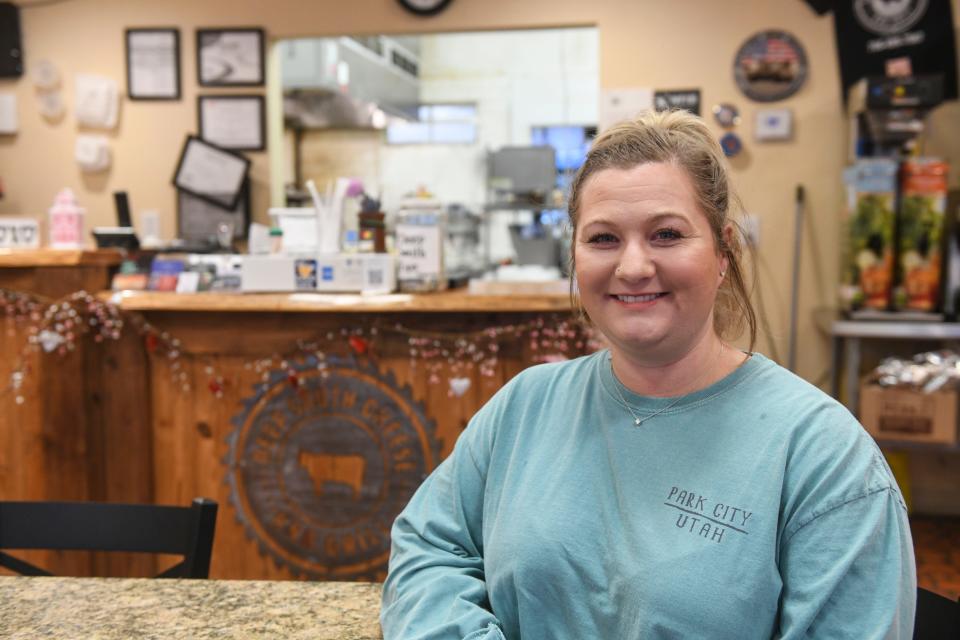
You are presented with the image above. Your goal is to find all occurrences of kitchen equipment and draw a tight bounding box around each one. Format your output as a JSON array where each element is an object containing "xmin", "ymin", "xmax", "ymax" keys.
[
  {"xmin": 445, "ymin": 204, "xmax": 484, "ymax": 284},
  {"xmin": 847, "ymin": 75, "xmax": 944, "ymax": 159},
  {"xmin": 488, "ymin": 146, "xmax": 556, "ymax": 205},
  {"xmin": 509, "ymin": 223, "xmax": 559, "ymax": 268}
]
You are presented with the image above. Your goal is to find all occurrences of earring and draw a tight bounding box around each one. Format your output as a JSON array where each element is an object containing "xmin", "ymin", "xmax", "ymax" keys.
[
  {"xmin": 615, "ymin": 266, "xmax": 623, "ymax": 276},
  {"xmin": 720, "ymin": 270, "xmax": 727, "ymax": 278}
]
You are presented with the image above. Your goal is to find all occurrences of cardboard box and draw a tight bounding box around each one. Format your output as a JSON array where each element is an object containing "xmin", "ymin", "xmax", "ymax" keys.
[{"xmin": 859, "ymin": 382, "xmax": 958, "ymax": 445}]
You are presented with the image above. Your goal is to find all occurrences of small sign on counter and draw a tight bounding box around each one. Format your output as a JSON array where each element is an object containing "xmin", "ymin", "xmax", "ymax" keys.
[
  {"xmin": 0, "ymin": 218, "xmax": 40, "ymax": 249},
  {"xmin": 395, "ymin": 197, "xmax": 446, "ymax": 292},
  {"xmin": 397, "ymin": 225, "xmax": 441, "ymax": 282}
]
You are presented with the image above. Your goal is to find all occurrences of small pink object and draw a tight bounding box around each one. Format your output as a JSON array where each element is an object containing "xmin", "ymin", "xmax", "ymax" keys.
[
  {"xmin": 48, "ymin": 188, "xmax": 85, "ymax": 248},
  {"xmin": 345, "ymin": 178, "xmax": 365, "ymax": 198}
]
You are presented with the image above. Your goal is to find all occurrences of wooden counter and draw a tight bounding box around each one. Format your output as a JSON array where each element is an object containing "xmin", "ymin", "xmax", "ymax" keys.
[
  {"xmin": 1, "ymin": 284, "xmax": 584, "ymax": 582},
  {"xmin": 0, "ymin": 248, "xmax": 122, "ymax": 298},
  {"xmin": 0, "ymin": 576, "xmax": 382, "ymax": 639},
  {"xmin": 0, "ymin": 249, "xmax": 145, "ymax": 577},
  {"xmin": 0, "ymin": 248, "xmax": 123, "ymax": 267},
  {"xmin": 105, "ymin": 289, "xmax": 572, "ymax": 313},
  {"xmin": 129, "ymin": 290, "xmax": 580, "ymax": 582}
]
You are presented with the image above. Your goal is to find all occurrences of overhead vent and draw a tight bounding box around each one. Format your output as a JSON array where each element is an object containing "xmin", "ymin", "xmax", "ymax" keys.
[{"xmin": 280, "ymin": 36, "xmax": 420, "ymax": 129}]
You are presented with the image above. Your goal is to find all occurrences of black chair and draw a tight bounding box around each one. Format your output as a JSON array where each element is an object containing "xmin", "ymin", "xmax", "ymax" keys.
[
  {"xmin": 0, "ymin": 497, "xmax": 217, "ymax": 579},
  {"xmin": 914, "ymin": 587, "xmax": 960, "ymax": 640}
]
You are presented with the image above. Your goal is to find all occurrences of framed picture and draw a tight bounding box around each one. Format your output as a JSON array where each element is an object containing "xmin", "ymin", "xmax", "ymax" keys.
[
  {"xmin": 198, "ymin": 94, "xmax": 265, "ymax": 151},
  {"xmin": 125, "ymin": 28, "xmax": 181, "ymax": 100},
  {"xmin": 172, "ymin": 135, "xmax": 251, "ymax": 211},
  {"xmin": 196, "ymin": 28, "xmax": 265, "ymax": 87},
  {"xmin": 178, "ymin": 178, "xmax": 250, "ymax": 241}
]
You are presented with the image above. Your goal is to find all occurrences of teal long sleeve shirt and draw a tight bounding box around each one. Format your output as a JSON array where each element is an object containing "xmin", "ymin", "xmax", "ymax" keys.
[{"xmin": 381, "ymin": 351, "xmax": 916, "ymax": 639}]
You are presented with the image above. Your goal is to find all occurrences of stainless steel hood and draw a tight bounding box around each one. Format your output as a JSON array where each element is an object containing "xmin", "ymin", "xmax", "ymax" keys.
[{"xmin": 280, "ymin": 36, "xmax": 420, "ymax": 129}]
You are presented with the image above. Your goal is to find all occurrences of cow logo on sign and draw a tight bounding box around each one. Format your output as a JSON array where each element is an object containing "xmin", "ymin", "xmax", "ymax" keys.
[
  {"xmin": 225, "ymin": 354, "xmax": 439, "ymax": 580},
  {"xmin": 854, "ymin": 0, "xmax": 928, "ymax": 36}
]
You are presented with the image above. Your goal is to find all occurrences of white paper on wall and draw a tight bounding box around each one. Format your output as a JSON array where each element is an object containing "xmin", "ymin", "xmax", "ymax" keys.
[
  {"xmin": 74, "ymin": 74, "xmax": 119, "ymax": 129},
  {"xmin": 32, "ymin": 60, "xmax": 61, "ymax": 89},
  {"xmin": 74, "ymin": 134, "xmax": 111, "ymax": 172},
  {"xmin": 599, "ymin": 88, "xmax": 653, "ymax": 132},
  {"xmin": 0, "ymin": 93, "xmax": 18, "ymax": 134},
  {"xmin": 38, "ymin": 91, "xmax": 65, "ymax": 120},
  {"xmin": 754, "ymin": 108, "xmax": 793, "ymax": 141}
]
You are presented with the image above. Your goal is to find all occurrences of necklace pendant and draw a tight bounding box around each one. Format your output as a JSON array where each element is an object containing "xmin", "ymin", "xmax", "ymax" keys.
[{"xmin": 634, "ymin": 417, "xmax": 642, "ymax": 426}]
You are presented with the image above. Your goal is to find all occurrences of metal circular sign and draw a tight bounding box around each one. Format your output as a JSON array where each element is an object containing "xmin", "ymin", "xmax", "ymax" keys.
[
  {"xmin": 854, "ymin": 0, "xmax": 928, "ymax": 36},
  {"xmin": 733, "ymin": 30, "xmax": 808, "ymax": 103},
  {"xmin": 720, "ymin": 132, "xmax": 744, "ymax": 158},
  {"xmin": 226, "ymin": 354, "xmax": 439, "ymax": 580},
  {"xmin": 712, "ymin": 103, "xmax": 741, "ymax": 129}
]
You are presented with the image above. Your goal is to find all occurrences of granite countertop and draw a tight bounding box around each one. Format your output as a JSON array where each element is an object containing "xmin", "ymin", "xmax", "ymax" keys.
[{"xmin": 0, "ymin": 577, "xmax": 383, "ymax": 639}]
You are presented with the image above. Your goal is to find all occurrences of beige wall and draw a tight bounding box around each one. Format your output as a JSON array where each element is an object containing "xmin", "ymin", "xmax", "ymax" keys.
[{"xmin": 1, "ymin": 0, "xmax": 958, "ymax": 387}]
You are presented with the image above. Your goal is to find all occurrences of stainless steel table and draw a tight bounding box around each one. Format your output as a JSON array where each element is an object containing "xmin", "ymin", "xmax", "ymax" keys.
[
  {"xmin": 0, "ymin": 576, "xmax": 382, "ymax": 639},
  {"xmin": 827, "ymin": 316, "xmax": 960, "ymax": 416}
]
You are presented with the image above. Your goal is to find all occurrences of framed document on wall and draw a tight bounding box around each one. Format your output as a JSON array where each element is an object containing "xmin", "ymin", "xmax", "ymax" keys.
[
  {"xmin": 196, "ymin": 28, "xmax": 265, "ymax": 87},
  {"xmin": 178, "ymin": 178, "xmax": 250, "ymax": 241},
  {"xmin": 198, "ymin": 94, "xmax": 265, "ymax": 151},
  {"xmin": 125, "ymin": 28, "xmax": 181, "ymax": 100},
  {"xmin": 172, "ymin": 135, "xmax": 250, "ymax": 211}
]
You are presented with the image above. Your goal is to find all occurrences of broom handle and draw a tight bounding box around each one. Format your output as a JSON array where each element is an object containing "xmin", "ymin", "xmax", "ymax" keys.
[{"xmin": 788, "ymin": 185, "xmax": 804, "ymax": 372}]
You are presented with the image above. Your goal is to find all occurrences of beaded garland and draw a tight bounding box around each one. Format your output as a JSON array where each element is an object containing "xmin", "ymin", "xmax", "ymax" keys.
[{"xmin": 1, "ymin": 289, "xmax": 600, "ymax": 405}]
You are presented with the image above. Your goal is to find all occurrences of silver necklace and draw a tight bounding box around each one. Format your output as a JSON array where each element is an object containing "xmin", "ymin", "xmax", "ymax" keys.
[{"xmin": 610, "ymin": 343, "xmax": 724, "ymax": 427}]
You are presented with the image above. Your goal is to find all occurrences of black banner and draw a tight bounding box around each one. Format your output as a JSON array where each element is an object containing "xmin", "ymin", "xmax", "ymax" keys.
[
  {"xmin": 807, "ymin": 0, "xmax": 958, "ymax": 102},
  {"xmin": 654, "ymin": 89, "xmax": 701, "ymax": 115}
]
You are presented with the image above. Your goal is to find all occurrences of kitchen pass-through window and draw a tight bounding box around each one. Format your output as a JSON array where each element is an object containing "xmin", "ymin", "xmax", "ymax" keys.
[{"xmin": 386, "ymin": 104, "xmax": 477, "ymax": 145}]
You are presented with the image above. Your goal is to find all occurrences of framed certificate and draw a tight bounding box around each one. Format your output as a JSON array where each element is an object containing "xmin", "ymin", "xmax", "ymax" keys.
[
  {"xmin": 196, "ymin": 28, "xmax": 265, "ymax": 87},
  {"xmin": 125, "ymin": 28, "xmax": 181, "ymax": 100},
  {"xmin": 178, "ymin": 178, "xmax": 250, "ymax": 241},
  {"xmin": 198, "ymin": 94, "xmax": 265, "ymax": 151},
  {"xmin": 172, "ymin": 135, "xmax": 250, "ymax": 211}
]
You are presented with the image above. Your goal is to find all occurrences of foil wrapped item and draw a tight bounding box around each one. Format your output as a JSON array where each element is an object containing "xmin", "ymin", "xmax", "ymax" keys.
[{"xmin": 872, "ymin": 350, "xmax": 960, "ymax": 393}]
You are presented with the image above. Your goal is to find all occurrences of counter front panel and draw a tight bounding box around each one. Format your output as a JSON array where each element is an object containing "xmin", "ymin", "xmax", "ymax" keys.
[{"xmin": 1, "ymin": 289, "xmax": 586, "ymax": 581}]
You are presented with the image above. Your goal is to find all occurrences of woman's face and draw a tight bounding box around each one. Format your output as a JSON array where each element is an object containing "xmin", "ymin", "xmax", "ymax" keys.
[{"xmin": 574, "ymin": 162, "xmax": 727, "ymax": 365}]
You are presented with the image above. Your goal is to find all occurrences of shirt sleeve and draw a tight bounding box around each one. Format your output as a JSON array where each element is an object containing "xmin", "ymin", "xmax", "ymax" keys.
[
  {"xmin": 777, "ymin": 485, "xmax": 917, "ymax": 639},
  {"xmin": 380, "ymin": 403, "xmax": 505, "ymax": 640}
]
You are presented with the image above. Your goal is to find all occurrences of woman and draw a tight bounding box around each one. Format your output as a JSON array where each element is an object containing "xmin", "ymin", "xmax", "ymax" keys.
[{"xmin": 381, "ymin": 110, "xmax": 916, "ymax": 639}]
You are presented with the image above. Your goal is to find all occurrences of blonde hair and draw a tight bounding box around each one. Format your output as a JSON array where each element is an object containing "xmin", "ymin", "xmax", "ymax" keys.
[{"xmin": 568, "ymin": 109, "xmax": 756, "ymax": 350}]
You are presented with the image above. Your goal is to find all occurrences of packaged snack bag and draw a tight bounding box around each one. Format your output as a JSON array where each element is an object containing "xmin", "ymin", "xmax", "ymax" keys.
[
  {"xmin": 895, "ymin": 159, "xmax": 948, "ymax": 312},
  {"xmin": 841, "ymin": 159, "xmax": 898, "ymax": 311}
]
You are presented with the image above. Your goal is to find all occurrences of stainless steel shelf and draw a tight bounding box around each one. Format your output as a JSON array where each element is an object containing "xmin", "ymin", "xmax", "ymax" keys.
[
  {"xmin": 831, "ymin": 320, "xmax": 960, "ymax": 340},
  {"xmin": 821, "ymin": 310, "xmax": 960, "ymax": 455}
]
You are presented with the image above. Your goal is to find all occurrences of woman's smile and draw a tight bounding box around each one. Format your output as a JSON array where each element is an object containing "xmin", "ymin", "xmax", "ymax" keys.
[{"xmin": 609, "ymin": 292, "xmax": 669, "ymax": 306}]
